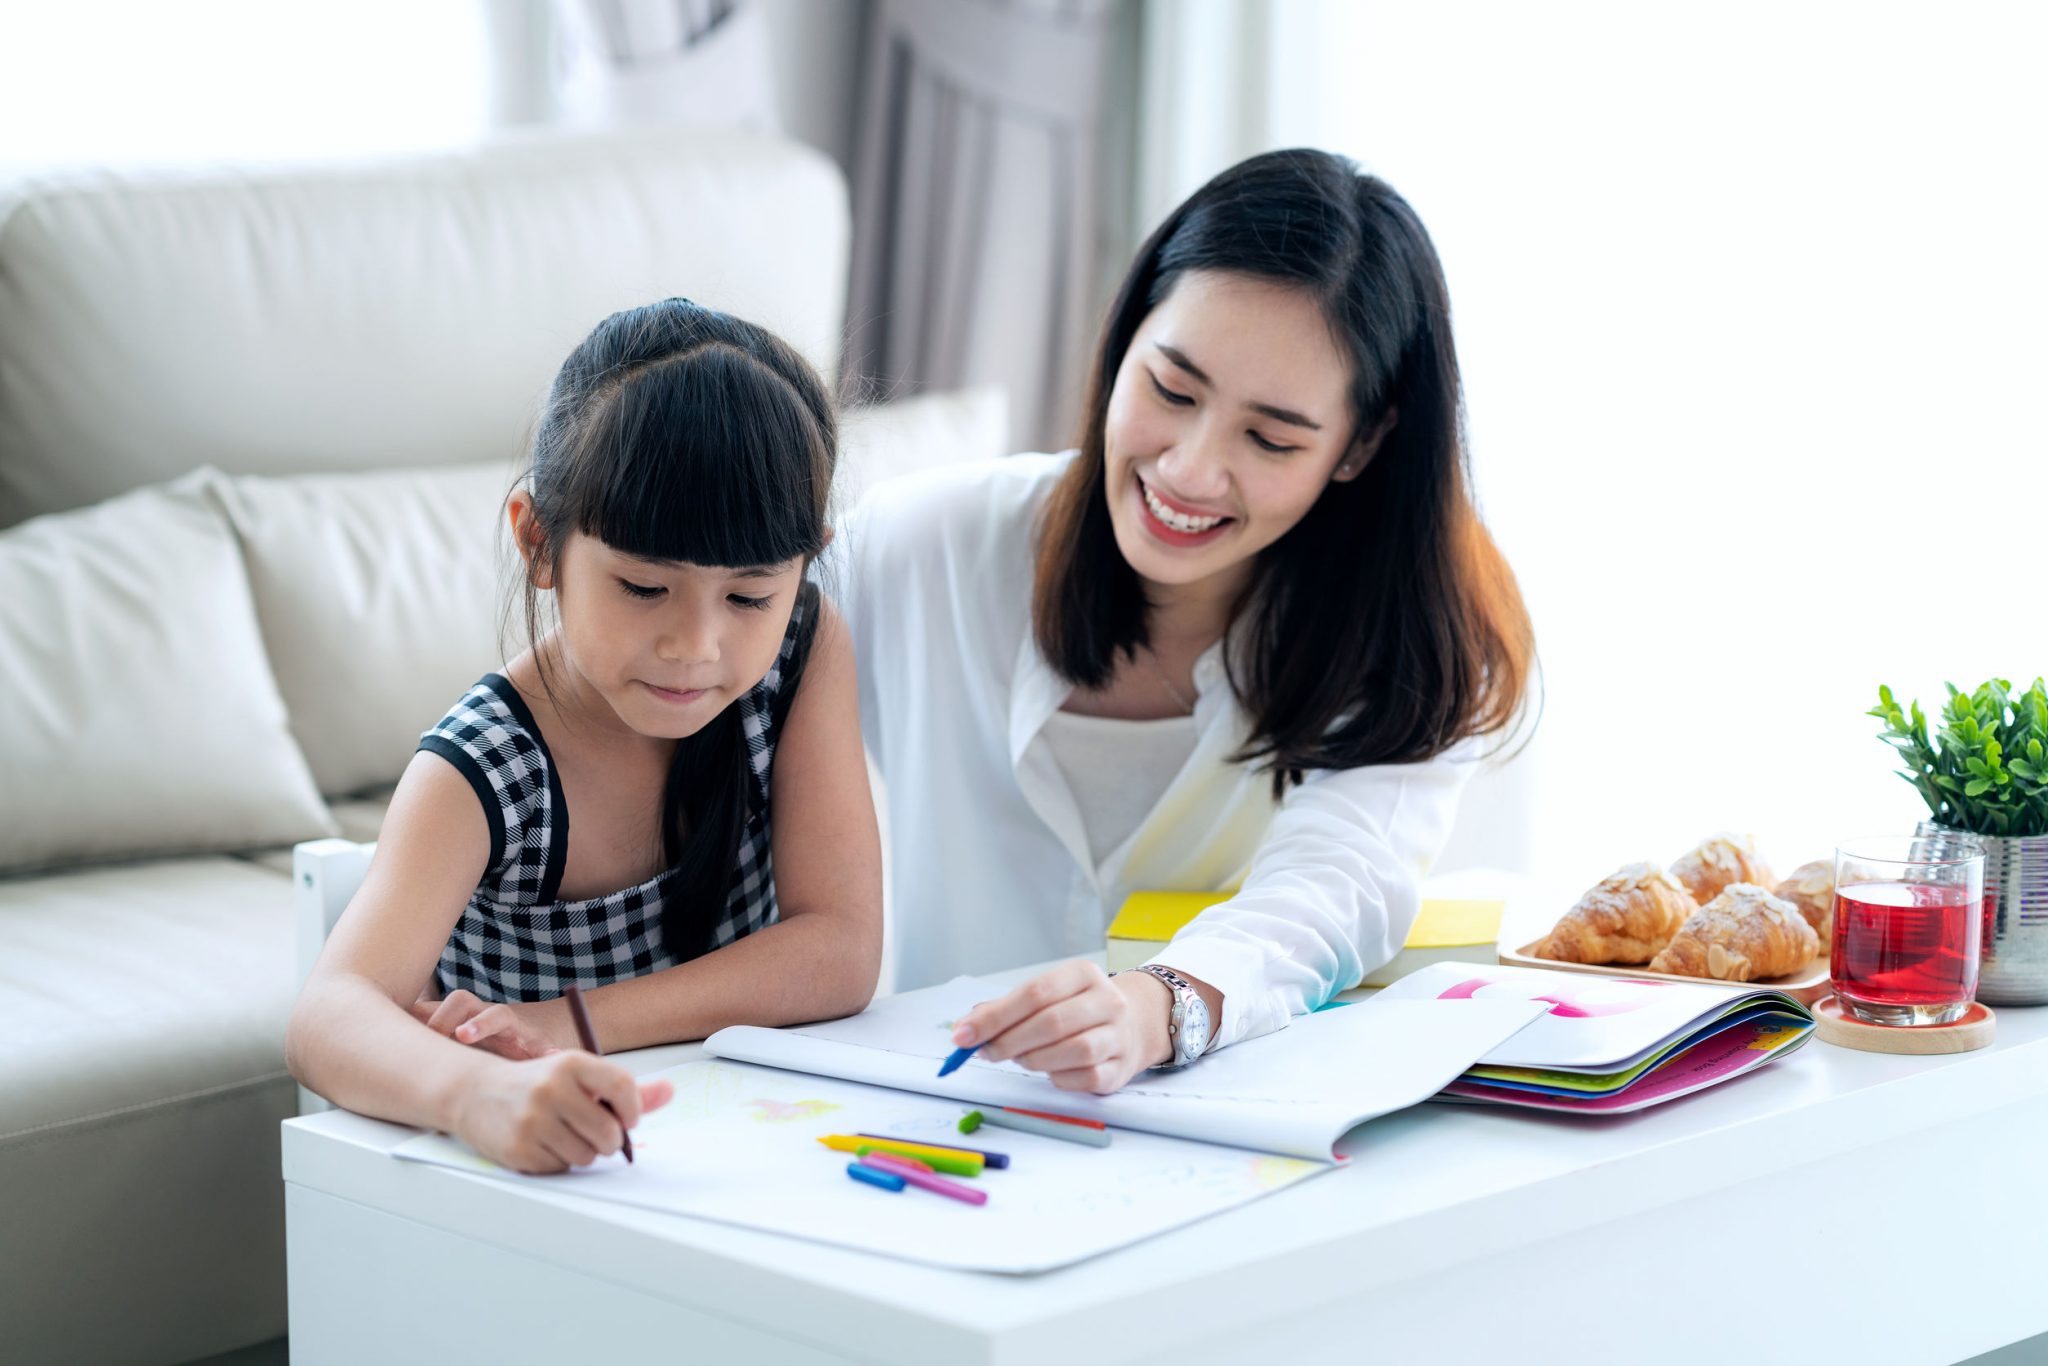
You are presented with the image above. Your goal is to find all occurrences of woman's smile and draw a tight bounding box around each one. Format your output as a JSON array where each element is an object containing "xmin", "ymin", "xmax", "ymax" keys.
[{"xmin": 1132, "ymin": 471, "xmax": 1237, "ymax": 547}]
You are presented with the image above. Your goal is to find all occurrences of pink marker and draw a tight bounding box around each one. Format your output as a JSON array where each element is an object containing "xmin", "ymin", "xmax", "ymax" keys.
[{"xmin": 858, "ymin": 1152, "xmax": 988, "ymax": 1206}]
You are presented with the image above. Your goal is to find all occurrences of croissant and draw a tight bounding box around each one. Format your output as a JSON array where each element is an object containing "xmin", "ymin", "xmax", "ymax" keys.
[
  {"xmin": 1670, "ymin": 832, "xmax": 1775, "ymax": 906},
  {"xmin": 1531, "ymin": 862, "xmax": 1696, "ymax": 965},
  {"xmin": 1648, "ymin": 883, "xmax": 1818, "ymax": 982},
  {"xmin": 1773, "ymin": 860, "xmax": 1837, "ymax": 943}
]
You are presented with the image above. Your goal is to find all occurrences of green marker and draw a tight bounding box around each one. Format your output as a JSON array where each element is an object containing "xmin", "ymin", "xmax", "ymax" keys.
[{"xmin": 855, "ymin": 1144, "xmax": 982, "ymax": 1178}]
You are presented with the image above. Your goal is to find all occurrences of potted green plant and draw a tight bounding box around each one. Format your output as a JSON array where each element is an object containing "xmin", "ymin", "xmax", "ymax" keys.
[{"xmin": 1872, "ymin": 678, "xmax": 2048, "ymax": 1004}]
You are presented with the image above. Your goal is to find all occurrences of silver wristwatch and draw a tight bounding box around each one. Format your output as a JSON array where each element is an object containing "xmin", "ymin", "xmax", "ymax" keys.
[{"xmin": 1129, "ymin": 964, "xmax": 1211, "ymax": 1069}]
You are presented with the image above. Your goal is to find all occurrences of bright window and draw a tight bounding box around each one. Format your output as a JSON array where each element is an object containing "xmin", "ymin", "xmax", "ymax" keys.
[
  {"xmin": 1316, "ymin": 3, "xmax": 2048, "ymax": 881},
  {"xmin": 0, "ymin": 1, "xmax": 489, "ymax": 174}
]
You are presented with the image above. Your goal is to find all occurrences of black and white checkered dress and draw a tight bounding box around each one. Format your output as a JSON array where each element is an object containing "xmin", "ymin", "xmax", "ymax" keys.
[{"xmin": 419, "ymin": 590, "xmax": 811, "ymax": 1003}]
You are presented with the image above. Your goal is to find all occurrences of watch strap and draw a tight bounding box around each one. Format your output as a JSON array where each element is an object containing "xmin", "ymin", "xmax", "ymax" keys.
[{"xmin": 1130, "ymin": 964, "xmax": 1206, "ymax": 1068}]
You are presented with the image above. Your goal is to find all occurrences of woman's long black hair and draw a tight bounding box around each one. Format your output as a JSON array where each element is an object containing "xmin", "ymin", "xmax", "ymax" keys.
[
  {"xmin": 515, "ymin": 298, "xmax": 832, "ymax": 954},
  {"xmin": 1033, "ymin": 150, "xmax": 1534, "ymax": 793}
]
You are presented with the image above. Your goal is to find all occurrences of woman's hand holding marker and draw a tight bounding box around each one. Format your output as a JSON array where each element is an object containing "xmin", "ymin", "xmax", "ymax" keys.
[{"xmin": 948, "ymin": 960, "xmax": 1174, "ymax": 1094}]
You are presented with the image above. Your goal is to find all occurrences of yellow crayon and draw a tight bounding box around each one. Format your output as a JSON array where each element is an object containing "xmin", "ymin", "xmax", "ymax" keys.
[{"xmin": 815, "ymin": 1134, "xmax": 985, "ymax": 1176}]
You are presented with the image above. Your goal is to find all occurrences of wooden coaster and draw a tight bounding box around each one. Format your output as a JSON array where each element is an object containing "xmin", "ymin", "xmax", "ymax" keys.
[{"xmin": 1812, "ymin": 995, "xmax": 1996, "ymax": 1054}]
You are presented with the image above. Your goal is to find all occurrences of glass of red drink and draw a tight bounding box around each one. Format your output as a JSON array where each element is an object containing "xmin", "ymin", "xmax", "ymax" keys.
[{"xmin": 1832, "ymin": 834, "xmax": 1985, "ymax": 1025}]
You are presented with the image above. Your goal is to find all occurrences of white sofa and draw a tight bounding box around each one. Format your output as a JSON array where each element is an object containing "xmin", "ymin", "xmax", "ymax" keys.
[{"xmin": 0, "ymin": 127, "xmax": 1002, "ymax": 1366}]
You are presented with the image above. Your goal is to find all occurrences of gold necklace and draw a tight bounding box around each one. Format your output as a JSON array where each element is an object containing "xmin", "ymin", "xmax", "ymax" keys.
[{"xmin": 1145, "ymin": 651, "xmax": 1196, "ymax": 716}]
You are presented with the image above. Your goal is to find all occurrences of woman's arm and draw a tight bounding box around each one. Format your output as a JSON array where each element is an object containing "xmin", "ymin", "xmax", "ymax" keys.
[
  {"xmin": 954, "ymin": 744, "xmax": 1480, "ymax": 1091},
  {"xmin": 285, "ymin": 752, "xmax": 667, "ymax": 1170},
  {"xmin": 547, "ymin": 597, "xmax": 885, "ymax": 1052},
  {"xmin": 1151, "ymin": 743, "xmax": 1480, "ymax": 1048}
]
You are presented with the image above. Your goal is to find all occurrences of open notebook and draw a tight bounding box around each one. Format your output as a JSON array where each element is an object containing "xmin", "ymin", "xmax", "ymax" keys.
[
  {"xmin": 711, "ymin": 962, "xmax": 1817, "ymax": 1136},
  {"xmin": 705, "ymin": 974, "xmax": 1548, "ymax": 1161}
]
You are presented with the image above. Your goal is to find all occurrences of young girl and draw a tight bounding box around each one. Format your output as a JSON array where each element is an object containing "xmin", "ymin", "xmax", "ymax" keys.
[
  {"xmin": 288, "ymin": 299, "xmax": 882, "ymax": 1172},
  {"xmin": 835, "ymin": 150, "xmax": 1534, "ymax": 1093}
]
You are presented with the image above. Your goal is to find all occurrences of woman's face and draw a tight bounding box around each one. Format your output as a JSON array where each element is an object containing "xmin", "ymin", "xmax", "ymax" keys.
[{"xmin": 1101, "ymin": 270, "xmax": 1366, "ymax": 603}]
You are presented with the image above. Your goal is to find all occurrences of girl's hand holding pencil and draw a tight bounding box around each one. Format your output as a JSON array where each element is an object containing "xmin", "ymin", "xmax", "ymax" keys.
[{"xmin": 448, "ymin": 1051, "xmax": 673, "ymax": 1175}]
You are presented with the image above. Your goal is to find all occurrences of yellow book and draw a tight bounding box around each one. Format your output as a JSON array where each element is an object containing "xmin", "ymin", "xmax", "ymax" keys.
[{"xmin": 1107, "ymin": 890, "xmax": 1504, "ymax": 984}]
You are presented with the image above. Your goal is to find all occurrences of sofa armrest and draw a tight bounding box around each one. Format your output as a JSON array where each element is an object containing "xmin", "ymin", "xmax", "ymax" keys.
[{"xmin": 290, "ymin": 838, "xmax": 376, "ymax": 1113}]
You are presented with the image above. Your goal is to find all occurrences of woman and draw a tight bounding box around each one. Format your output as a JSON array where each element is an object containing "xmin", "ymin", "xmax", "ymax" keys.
[{"xmin": 834, "ymin": 148, "xmax": 1534, "ymax": 1092}]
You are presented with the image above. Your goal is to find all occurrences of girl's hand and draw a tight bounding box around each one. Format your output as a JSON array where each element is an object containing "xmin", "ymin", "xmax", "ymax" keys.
[
  {"xmin": 949, "ymin": 960, "xmax": 1173, "ymax": 1094},
  {"xmin": 413, "ymin": 990, "xmax": 575, "ymax": 1061},
  {"xmin": 451, "ymin": 1052, "xmax": 674, "ymax": 1174}
]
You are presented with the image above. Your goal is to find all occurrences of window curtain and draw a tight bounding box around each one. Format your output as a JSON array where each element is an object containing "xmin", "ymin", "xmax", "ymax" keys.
[
  {"xmin": 548, "ymin": 0, "xmax": 779, "ymax": 131},
  {"xmin": 844, "ymin": 0, "xmax": 1123, "ymax": 451}
]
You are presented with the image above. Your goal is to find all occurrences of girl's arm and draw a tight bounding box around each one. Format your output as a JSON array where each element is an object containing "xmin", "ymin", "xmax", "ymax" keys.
[
  {"xmin": 285, "ymin": 752, "xmax": 667, "ymax": 1170},
  {"xmin": 538, "ymin": 597, "xmax": 884, "ymax": 1052}
]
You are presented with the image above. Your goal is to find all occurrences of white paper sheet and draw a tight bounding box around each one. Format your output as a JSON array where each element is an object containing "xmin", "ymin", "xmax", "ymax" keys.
[
  {"xmin": 392, "ymin": 1058, "xmax": 1341, "ymax": 1273},
  {"xmin": 704, "ymin": 976, "xmax": 1547, "ymax": 1160}
]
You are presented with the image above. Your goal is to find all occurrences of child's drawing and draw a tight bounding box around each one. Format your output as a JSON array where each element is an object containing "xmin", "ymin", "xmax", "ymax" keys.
[{"xmin": 745, "ymin": 1098, "xmax": 840, "ymax": 1123}]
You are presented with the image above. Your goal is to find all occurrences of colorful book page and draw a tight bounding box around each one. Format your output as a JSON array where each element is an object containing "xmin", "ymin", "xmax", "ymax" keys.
[
  {"xmin": 1439, "ymin": 1015, "xmax": 1812, "ymax": 1114},
  {"xmin": 1466, "ymin": 1004, "xmax": 1809, "ymax": 1095}
]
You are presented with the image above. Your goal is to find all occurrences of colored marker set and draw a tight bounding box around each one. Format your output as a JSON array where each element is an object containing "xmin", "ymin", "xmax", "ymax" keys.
[
  {"xmin": 829, "ymin": 1108, "xmax": 1112, "ymax": 1205},
  {"xmin": 822, "ymin": 1133, "xmax": 994, "ymax": 1205}
]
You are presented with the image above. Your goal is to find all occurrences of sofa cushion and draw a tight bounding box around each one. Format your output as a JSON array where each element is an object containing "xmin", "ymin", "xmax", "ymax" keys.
[
  {"xmin": 0, "ymin": 126, "xmax": 850, "ymax": 526},
  {"xmin": 211, "ymin": 464, "xmax": 514, "ymax": 797},
  {"xmin": 240, "ymin": 790, "xmax": 392, "ymax": 877},
  {"xmin": 0, "ymin": 856, "xmax": 300, "ymax": 1362},
  {"xmin": 0, "ymin": 476, "xmax": 336, "ymax": 873}
]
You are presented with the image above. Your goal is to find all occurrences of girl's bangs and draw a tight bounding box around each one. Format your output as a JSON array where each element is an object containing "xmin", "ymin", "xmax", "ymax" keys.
[{"xmin": 571, "ymin": 346, "xmax": 828, "ymax": 569}]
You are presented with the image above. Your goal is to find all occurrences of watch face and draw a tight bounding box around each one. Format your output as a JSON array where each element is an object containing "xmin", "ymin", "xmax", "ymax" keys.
[{"xmin": 1179, "ymin": 994, "xmax": 1212, "ymax": 1061}]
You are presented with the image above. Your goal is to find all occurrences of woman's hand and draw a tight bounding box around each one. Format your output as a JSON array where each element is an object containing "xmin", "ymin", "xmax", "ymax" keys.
[
  {"xmin": 449, "ymin": 1052, "xmax": 674, "ymax": 1174},
  {"xmin": 950, "ymin": 960, "xmax": 1174, "ymax": 1094},
  {"xmin": 413, "ymin": 989, "xmax": 576, "ymax": 1061}
]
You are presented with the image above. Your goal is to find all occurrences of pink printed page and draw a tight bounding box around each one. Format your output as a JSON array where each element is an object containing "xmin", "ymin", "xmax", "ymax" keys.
[{"xmin": 1372, "ymin": 962, "xmax": 1787, "ymax": 1071}]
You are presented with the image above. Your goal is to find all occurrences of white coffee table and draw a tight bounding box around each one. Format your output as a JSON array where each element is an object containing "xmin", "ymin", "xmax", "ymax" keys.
[{"xmin": 283, "ymin": 963, "xmax": 2048, "ymax": 1365}]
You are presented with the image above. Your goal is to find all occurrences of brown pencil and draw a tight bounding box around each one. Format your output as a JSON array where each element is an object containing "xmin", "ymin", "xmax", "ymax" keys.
[{"xmin": 562, "ymin": 984, "xmax": 632, "ymax": 1164}]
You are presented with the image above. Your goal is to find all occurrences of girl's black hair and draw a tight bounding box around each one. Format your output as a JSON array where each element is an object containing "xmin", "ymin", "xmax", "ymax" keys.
[
  {"xmin": 1034, "ymin": 149, "xmax": 1535, "ymax": 794},
  {"xmin": 517, "ymin": 298, "xmax": 832, "ymax": 956}
]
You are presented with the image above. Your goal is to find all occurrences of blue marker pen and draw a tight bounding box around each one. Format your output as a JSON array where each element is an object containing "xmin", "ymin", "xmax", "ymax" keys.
[{"xmin": 936, "ymin": 1044, "xmax": 978, "ymax": 1077}]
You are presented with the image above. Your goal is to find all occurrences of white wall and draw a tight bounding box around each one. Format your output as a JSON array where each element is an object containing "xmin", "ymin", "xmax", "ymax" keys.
[
  {"xmin": 1319, "ymin": 2, "xmax": 2048, "ymax": 889},
  {"xmin": 0, "ymin": 1, "xmax": 489, "ymax": 173}
]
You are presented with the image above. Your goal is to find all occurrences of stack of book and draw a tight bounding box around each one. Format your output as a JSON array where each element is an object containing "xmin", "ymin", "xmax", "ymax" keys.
[{"xmin": 1372, "ymin": 962, "xmax": 1816, "ymax": 1114}]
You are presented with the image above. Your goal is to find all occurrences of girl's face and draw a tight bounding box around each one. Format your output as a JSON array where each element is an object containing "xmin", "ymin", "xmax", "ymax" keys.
[
  {"xmin": 1101, "ymin": 270, "xmax": 1375, "ymax": 605},
  {"xmin": 516, "ymin": 499, "xmax": 804, "ymax": 740}
]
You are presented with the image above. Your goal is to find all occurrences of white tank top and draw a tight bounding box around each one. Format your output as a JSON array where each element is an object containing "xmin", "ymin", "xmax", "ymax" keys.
[{"xmin": 1040, "ymin": 707, "xmax": 1201, "ymax": 870}]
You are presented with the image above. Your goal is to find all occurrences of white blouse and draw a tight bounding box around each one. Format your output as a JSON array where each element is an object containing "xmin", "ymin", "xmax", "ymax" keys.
[{"xmin": 829, "ymin": 453, "xmax": 1477, "ymax": 1052}]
